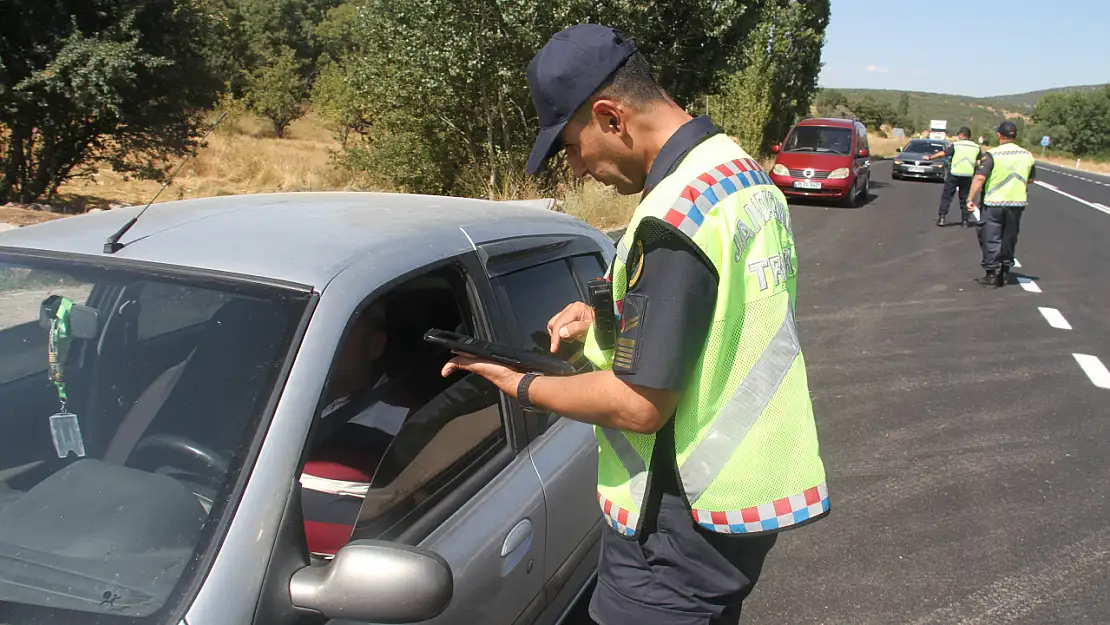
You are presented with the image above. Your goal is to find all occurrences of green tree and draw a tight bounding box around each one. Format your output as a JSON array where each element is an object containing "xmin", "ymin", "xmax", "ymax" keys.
[
  {"xmin": 897, "ymin": 92, "xmax": 910, "ymax": 121},
  {"xmin": 588, "ymin": 0, "xmax": 771, "ymax": 111},
  {"xmin": 1033, "ymin": 86, "xmax": 1110, "ymax": 157},
  {"xmin": 709, "ymin": 0, "xmax": 831, "ymax": 155},
  {"xmin": 244, "ymin": 45, "xmax": 311, "ymax": 137},
  {"xmin": 0, "ymin": 0, "xmax": 223, "ymax": 203},
  {"xmin": 815, "ymin": 88, "xmax": 849, "ymax": 115}
]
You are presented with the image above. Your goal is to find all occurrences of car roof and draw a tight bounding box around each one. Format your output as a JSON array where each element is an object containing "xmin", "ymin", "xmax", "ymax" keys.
[
  {"xmin": 795, "ymin": 117, "xmax": 859, "ymax": 128},
  {"xmin": 0, "ymin": 192, "xmax": 599, "ymax": 289}
]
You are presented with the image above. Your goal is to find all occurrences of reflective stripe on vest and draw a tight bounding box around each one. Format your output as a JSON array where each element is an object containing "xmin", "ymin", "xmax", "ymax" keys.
[
  {"xmin": 985, "ymin": 144, "xmax": 1034, "ymax": 206},
  {"xmin": 950, "ymin": 140, "xmax": 979, "ymax": 176},
  {"xmin": 681, "ymin": 303, "xmax": 800, "ymax": 503},
  {"xmin": 583, "ymin": 134, "xmax": 828, "ymax": 538}
]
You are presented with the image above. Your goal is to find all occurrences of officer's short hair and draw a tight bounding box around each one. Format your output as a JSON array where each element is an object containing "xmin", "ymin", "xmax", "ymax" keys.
[
  {"xmin": 958, "ymin": 126, "xmax": 972, "ymax": 138},
  {"xmin": 577, "ymin": 52, "xmax": 667, "ymax": 116}
]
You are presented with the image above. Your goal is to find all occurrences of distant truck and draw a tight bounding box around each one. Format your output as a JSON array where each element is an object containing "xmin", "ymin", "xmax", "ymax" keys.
[{"xmin": 929, "ymin": 119, "xmax": 948, "ymax": 141}]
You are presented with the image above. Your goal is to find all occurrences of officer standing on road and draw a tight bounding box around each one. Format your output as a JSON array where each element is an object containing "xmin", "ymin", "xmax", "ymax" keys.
[
  {"xmin": 966, "ymin": 121, "xmax": 1036, "ymax": 287},
  {"xmin": 441, "ymin": 24, "xmax": 830, "ymax": 624},
  {"xmin": 924, "ymin": 126, "xmax": 981, "ymax": 227}
]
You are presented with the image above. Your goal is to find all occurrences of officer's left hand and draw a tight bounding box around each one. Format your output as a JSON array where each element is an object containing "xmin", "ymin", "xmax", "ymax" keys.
[{"xmin": 441, "ymin": 355, "xmax": 521, "ymax": 394}]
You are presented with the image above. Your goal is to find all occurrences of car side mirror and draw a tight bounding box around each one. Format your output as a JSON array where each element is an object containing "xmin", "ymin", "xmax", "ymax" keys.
[
  {"xmin": 290, "ymin": 540, "xmax": 453, "ymax": 622},
  {"xmin": 771, "ymin": 144, "xmax": 781, "ymax": 154},
  {"xmin": 858, "ymin": 148, "xmax": 870, "ymax": 158}
]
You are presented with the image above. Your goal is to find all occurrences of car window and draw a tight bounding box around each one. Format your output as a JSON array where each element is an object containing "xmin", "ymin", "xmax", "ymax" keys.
[
  {"xmin": 783, "ymin": 126, "xmax": 853, "ymax": 155},
  {"xmin": 0, "ymin": 254, "xmax": 308, "ymax": 621},
  {"xmin": 905, "ymin": 140, "xmax": 945, "ymax": 153},
  {"xmin": 500, "ymin": 258, "xmax": 584, "ymax": 356},
  {"xmin": 0, "ymin": 266, "xmax": 93, "ymax": 384},
  {"xmin": 499, "ymin": 257, "xmax": 594, "ymax": 434},
  {"xmin": 136, "ymin": 282, "xmax": 234, "ymax": 340},
  {"xmin": 568, "ymin": 253, "xmax": 608, "ymax": 302},
  {"xmin": 300, "ymin": 264, "xmax": 507, "ymax": 557}
]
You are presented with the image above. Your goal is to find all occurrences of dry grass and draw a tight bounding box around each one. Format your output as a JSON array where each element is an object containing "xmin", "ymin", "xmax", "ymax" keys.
[
  {"xmin": 1036, "ymin": 155, "xmax": 1110, "ymax": 175},
  {"xmin": 560, "ymin": 180, "xmax": 639, "ymax": 231},
  {"xmin": 0, "ymin": 206, "xmax": 68, "ymax": 226},
  {"xmin": 52, "ymin": 112, "xmax": 367, "ymax": 211}
]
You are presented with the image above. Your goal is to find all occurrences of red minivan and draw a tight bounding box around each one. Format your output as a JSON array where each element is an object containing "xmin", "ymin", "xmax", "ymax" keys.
[{"xmin": 769, "ymin": 117, "xmax": 871, "ymax": 208}]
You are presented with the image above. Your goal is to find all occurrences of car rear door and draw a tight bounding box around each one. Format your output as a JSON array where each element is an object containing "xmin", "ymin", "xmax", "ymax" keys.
[{"xmin": 475, "ymin": 234, "xmax": 610, "ymax": 621}]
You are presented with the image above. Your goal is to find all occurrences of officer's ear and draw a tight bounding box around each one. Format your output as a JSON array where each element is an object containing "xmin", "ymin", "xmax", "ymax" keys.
[{"xmin": 591, "ymin": 98, "xmax": 626, "ymax": 136}]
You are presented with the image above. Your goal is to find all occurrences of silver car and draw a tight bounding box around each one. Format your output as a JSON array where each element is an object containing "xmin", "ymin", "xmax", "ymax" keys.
[
  {"xmin": 0, "ymin": 192, "xmax": 611, "ymax": 624},
  {"xmin": 892, "ymin": 139, "xmax": 949, "ymax": 181}
]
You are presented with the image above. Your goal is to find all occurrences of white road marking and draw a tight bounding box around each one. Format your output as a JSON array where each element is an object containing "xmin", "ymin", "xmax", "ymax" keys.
[
  {"xmin": 1013, "ymin": 258, "xmax": 1022, "ymax": 268},
  {"xmin": 1038, "ymin": 307, "xmax": 1072, "ymax": 330},
  {"xmin": 1073, "ymin": 354, "xmax": 1110, "ymax": 390},
  {"xmin": 1033, "ymin": 181, "xmax": 1110, "ymax": 216},
  {"xmin": 1016, "ymin": 277, "xmax": 1041, "ymax": 293}
]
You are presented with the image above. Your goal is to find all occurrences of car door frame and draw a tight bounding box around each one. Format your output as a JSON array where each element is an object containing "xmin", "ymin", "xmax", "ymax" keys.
[
  {"xmin": 475, "ymin": 233, "xmax": 610, "ymax": 624},
  {"xmin": 243, "ymin": 248, "xmax": 549, "ymax": 625},
  {"xmin": 477, "ymin": 233, "xmax": 607, "ymax": 441}
]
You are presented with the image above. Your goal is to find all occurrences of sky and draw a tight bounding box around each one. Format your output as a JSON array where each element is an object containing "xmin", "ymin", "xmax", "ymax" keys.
[{"xmin": 818, "ymin": 0, "xmax": 1110, "ymax": 97}]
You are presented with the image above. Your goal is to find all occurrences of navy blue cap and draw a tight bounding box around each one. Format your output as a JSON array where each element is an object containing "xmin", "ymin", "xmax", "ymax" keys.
[
  {"xmin": 525, "ymin": 24, "xmax": 637, "ymax": 174},
  {"xmin": 997, "ymin": 121, "xmax": 1018, "ymax": 138}
]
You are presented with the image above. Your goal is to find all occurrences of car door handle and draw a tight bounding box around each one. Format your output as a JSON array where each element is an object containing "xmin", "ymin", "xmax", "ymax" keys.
[{"xmin": 501, "ymin": 518, "xmax": 533, "ymax": 557}]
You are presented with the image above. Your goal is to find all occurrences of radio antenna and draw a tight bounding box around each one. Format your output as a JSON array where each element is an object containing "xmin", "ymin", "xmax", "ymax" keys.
[{"xmin": 103, "ymin": 111, "xmax": 229, "ymax": 254}]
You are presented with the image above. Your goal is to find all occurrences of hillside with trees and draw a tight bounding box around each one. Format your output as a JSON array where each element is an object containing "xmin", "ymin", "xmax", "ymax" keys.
[{"xmin": 1, "ymin": 0, "xmax": 831, "ymax": 207}]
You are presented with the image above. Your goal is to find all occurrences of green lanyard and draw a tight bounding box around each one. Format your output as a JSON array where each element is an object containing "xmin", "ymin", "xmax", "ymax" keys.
[
  {"xmin": 47, "ymin": 296, "xmax": 74, "ymax": 412},
  {"xmin": 46, "ymin": 296, "xmax": 86, "ymax": 458}
]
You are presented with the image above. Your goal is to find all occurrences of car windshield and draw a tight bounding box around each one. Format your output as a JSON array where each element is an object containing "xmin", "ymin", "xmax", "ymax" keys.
[
  {"xmin": 0, "ymin": 253, "xmax": 309, "ymax": 622},
  {"xmin": 783, "ymin": 126, "xmax": 854, "ymax": 155},
  {"xmin": 904, "ymin": 140, "xmax": 946, "ymax": 153}
]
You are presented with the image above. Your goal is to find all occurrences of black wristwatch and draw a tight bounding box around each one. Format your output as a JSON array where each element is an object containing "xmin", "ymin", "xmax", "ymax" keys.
[{"xmin": 517, "ymin": 373, "xmax": 540, "ymax": 411}]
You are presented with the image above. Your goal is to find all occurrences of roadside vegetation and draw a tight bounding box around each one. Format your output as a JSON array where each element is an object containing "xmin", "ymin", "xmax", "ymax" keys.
[
  {"xmin": 816, "ymin": 85, "xmax": 1110, "ymax": 166},
  {"xmin": 3, "ymin": 0, "xmax": 1105, "ymax": 230},
  {"xmin": 1, "ymin": 0, "xmax": 830, "ymax": 226}
]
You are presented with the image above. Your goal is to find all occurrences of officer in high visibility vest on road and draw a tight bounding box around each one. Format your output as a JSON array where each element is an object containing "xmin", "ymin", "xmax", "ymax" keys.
[
  {"xmin": 924, "ymin": 126, "xmax": 982, "ymax": 227},
  {"xmin": 442, "ymin": 24, "xmax": 829, "ymax": 624},
  {"xmin": 967, "ymin": 121, "xmax": 1036, "ymax": 287}
]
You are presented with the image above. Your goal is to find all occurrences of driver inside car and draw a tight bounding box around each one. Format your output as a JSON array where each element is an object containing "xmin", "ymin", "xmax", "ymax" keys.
[{"xmin": 300, "ymin": 300, "xmax": 482, "ymax": 557}]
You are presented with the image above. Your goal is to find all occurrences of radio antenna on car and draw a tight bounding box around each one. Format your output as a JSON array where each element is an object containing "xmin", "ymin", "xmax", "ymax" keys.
[{"xmin": 103, "ymin": 111, "xmax": 229, "ymax": 254}]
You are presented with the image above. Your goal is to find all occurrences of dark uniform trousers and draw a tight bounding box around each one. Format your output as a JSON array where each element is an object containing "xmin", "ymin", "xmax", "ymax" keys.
[
  {"xmin": 588, "ymin": 493, "xmax": 778, "ymax": 625},
  {"xmin": 977, "ymin": 204, "xmax": 1025, "ymax": 270},
  {"xmin": 938, "ymin": 174, "xmax": 973, "ymax": 218}
]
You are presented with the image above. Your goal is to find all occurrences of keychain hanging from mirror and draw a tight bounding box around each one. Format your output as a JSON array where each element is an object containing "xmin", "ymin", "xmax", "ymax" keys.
[{"xmin": 47, "ymin": 296, "xmax": 86, "ymax": 458}]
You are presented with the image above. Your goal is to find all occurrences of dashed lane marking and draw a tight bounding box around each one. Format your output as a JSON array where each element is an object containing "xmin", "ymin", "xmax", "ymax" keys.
[
  {"xmin": 1034, "ymin": 181, "xmax": 1110, "ymax": 216},
  {"xmin": 1038, "ymin": 307, "xmax": 1072, "ymax": 330},
  {"xmin": 1042, "ymin": 166, "xmax": 1110, "ymax": 186},
  {"xmin": 1017, "ymin": 277, "xmax": 1041, "ymax": 293},
  {"xmin": 1073, "ymin": 354, "xmax": 1110, "ymax": 390},
  {"xmin": 1013, "ymin": 258, "xmax": 1022, "ymax": 268}
]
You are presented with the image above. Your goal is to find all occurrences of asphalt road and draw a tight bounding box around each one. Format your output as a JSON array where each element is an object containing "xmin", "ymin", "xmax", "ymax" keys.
[{"xmin": 566, "ymin": 160, "xmax": 1110, "ymax": 623}]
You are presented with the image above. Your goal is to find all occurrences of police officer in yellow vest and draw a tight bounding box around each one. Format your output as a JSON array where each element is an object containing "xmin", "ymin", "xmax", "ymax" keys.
[
  {"xmin": 967, "ymin": 121, "xmax": 1036, "ymax": 287},
  {"xmin": 924, "ymin": 126, "xmax": 981, "ymax": 227},
  {"xmin": 441, "ymin": 25, "xmax": 829, "ymax": 623}
]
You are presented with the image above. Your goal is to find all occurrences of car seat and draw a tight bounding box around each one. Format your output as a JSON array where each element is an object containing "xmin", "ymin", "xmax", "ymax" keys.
[
  {"xmin": 300, "ymin": 287, "xmax": 462, "ymax": 556},
  {"xmin": 103, "ymin": 298, "xmax": 290, "ymax": 468}
]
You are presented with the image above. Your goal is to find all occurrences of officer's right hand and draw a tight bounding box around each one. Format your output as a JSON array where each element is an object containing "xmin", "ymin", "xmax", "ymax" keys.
[{"xmin": 547, "ymin": 301, "xmax": 595, "ymax": 353}]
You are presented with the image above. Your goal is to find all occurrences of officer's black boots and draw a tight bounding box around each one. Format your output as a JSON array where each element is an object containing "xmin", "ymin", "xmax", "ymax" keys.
[
  {"xmin": 975, "ymin": 268, "xmax": 1006, "ymax": 287},
  {"xmin": 999, "ymin": 266, "xmax": 1010, "ymax": 286},
  {"xmin": 961, "ymin": 212, "xmax": 969, "ymax": 228}
]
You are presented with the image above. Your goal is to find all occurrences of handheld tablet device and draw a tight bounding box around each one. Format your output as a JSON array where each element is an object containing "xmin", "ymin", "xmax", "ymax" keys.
[{"xmin": 424, "ymin": 329, "xmax": 577, "ymax": 376}]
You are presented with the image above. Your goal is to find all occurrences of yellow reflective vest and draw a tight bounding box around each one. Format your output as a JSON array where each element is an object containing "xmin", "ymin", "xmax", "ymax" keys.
[
  {"xmin": 950, "ymin": 139, "xmax": 981, "ymax": 177},
  {"xmin": 984, "ymin": 143, "xmax": 1035, "ymax": 207},
  {"xmin": 583, "ymin": 133, "xmax": 829, "ymax": 537}
]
